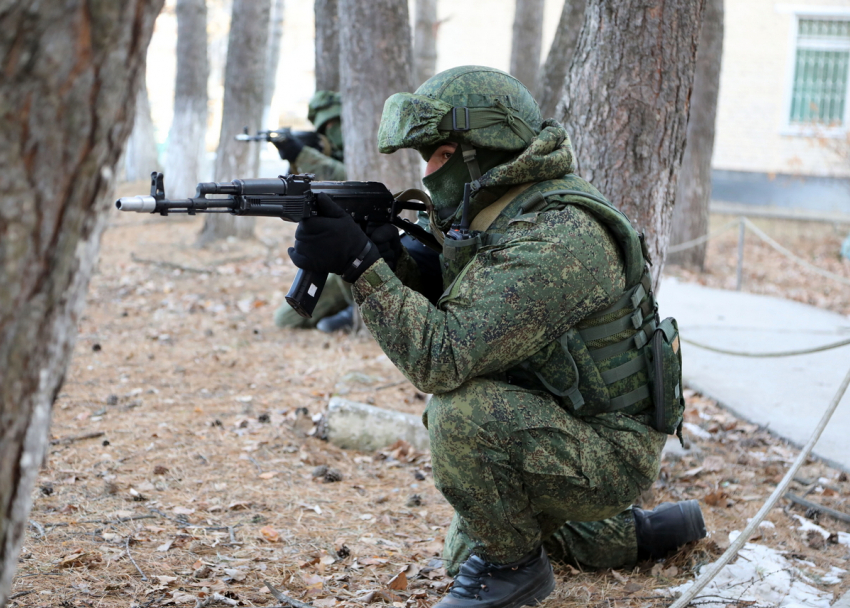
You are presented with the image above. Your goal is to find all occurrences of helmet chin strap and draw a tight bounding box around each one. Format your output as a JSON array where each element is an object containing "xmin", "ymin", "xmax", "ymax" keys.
[{"xmin": 459, "ymin": 143, "xmax": 482, "ymax": 182}]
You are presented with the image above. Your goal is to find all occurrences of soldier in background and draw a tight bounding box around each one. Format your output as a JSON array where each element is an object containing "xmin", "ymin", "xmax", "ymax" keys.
[{"xmin": 273, "ymin": 91, "xmax": 356, "ymax": 332}]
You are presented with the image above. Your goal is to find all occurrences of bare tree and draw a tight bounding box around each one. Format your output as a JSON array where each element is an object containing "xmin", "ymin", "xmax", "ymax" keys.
[
  {"xmin": 559, "ymin": 0, "xmax": 705, "ymax": 287},
  {"xmin": 315, "ymin": 0, "xmax": 340, "ymax": 92},
  {"xmin": 339, "ymin": 0, "xmax": 421, "ymax": 192},
  {"xmin": 0, "ymin": 1, "xmax": 163, "ymax": 603},
  {"xmin": 510, "ymin": 0, "xmax": 545, "ymax": 92},
  {"xmin": 198, "ymin": 0, "xmax": 272, "ymax": 245},
  {"xmin": 124, "ymin": 81, "xmax": 161, "ymax": 181},
  {"xmin": 413, "ymin": 0, "xmax": 438, "ymax": 87},
  {"xmin": 165, "ymin": 0, "xmax": 209, "ymax": 199},
  {"xmin": 263, "ymin": 0, "xmax": 285, "ymax": 126},
  {"xmin": 669, "ymin": 0, "xmax": 724, "ymax": 270},
  {"xmin": 536, "ymin": 0, "xmax": 586, "ymax": 119}
]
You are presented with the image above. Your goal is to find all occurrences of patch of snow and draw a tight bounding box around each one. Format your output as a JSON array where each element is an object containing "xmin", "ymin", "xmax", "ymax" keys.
[
  {"xmin": 822, "ymin": 567, "xmax": 846, "ymax": 585},
  {"xmin": 683, "ymin": 421, "xmax": 712, "ymax": 440},
  {"xmin": 838, "ymin": 531, "xmax": 850, "ymax": 547},
  {"xmin": 666, "ymin": 532, "xmax": 833, "ymax": 608},
  {"xmin": 791, "ymin": 514, "xmax": 830, "ymax": 539},
  {"xmin": 760, "ymin": 521, "xmax": 776, "ymax": 529}
]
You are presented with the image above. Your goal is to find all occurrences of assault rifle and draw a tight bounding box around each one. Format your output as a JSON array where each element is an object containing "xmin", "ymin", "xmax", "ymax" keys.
[
  {"xmin": 116, "ymin": 172, "xmax": 438, "ymax": 318},
  {"xmin": 236, "ymin": 127, "xmax": 340, "ymax": 160}
]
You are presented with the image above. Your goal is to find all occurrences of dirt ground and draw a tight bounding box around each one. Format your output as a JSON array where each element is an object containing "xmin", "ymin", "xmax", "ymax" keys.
[{"xmin": 8, "ymin": 192, "xmax": 850, "ymax": 607}]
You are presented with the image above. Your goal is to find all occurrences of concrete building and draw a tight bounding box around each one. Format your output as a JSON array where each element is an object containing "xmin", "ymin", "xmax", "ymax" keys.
[{"xmin": 713, "ymin": 1, "xmax": 850, "ymax": 213}]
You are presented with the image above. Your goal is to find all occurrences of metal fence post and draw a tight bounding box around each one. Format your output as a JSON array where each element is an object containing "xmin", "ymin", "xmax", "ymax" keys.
[{"xmin": 736, "ymin": 217, "xmax": 745, "ymax": 291}]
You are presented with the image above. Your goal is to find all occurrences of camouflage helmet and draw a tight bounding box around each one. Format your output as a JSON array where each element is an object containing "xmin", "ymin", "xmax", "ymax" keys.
[
  {"xmin": 308, "ymin": 91, "xmax": 342, "ymax": 131},
  {"xmin": 378, "ymin": 66, "xmax": 542, "ymax": 156}
]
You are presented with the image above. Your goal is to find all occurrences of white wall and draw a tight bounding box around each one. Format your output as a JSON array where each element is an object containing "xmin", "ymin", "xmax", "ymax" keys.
[{"xmin": 712, "ymin": 0, "xmax": 850, "ymax": 178}]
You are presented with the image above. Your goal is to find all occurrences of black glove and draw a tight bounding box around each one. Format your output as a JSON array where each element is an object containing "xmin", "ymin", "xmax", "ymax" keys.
[
  {"xmin": 366, "ymin": 223, "xmax": 403, "ymax": 270},
  {"xmin": 287, "ymin": 193, "xmax": 381, "ymax": 282},
  {"xmin": 272, "ymin": 135, "xmax": 304, "ymax": 162}
]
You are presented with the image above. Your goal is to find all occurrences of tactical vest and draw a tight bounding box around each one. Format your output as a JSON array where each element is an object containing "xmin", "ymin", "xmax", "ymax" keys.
[{"xmin": 437, "ymin": 175, "xmax": 685, "ymax": 437}]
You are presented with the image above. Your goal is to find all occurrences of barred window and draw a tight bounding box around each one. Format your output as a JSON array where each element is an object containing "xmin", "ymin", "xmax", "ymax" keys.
[{"xmin": 789, "ymin": 18, "xmax": 850, "ymax": 126}]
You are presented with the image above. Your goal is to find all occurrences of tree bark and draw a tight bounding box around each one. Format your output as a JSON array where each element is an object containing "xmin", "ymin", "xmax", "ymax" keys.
[
  {"xmin": 536, "ymin": 0, "xmax": 585, "ymax": 119},
  {"xmin": 314, "ymin": 0, "xmax": 340, "ymax": 92},
  {"xmin": 669, "ymin": 0, "xmax": 724, "ymax": 270},
  {"xmin": 198, "ymin": 0, "xmax": 271, "ymax": 245},
  {"xmin": 559, "ymin": 0, "xmax": 705, "ymax": 287},
  {"xmin": 0, "ymin": 2, "xmax": 163, "ymax": 603},
  {"xmin": 413, "ymin": 0, "xmax": 438, "ymax": 88},
  {"xmin": 510, "ymin": 0, "xmax": 545, "ymax": 92},
  {"xmin": 263, "ymin": 0, "xmax": 285, "ymax": 126},
  {"xmin": 124, "ymin": 81, "xmax": 161, "ymax": 181},
  {"xmin": 339, "ymin": 0, "xmax": 421, "ymax": 193},
  {"xmin": 165, "ymin": 0, "xmax": 209, "ymax": 199}
]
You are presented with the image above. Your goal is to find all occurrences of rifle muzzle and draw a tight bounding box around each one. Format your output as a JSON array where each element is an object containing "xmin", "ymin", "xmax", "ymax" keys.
[{"xmin": 116, "ymin": 195, "xmax": 157, "ymax": 212}]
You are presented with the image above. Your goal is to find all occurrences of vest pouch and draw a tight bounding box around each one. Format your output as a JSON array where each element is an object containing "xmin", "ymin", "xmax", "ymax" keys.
[
  {"xmin": 441, "ymin": 233, "xmax": 481, "ymax": 290},
  {"xmin": 646, "ymin": 317, "xmax": 685, "ymax": 437}
]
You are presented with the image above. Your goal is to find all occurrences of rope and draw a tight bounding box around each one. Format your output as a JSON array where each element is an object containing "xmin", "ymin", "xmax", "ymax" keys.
[
  {"xmin": 742, "ymin": 218, "xmax": 850, "ymax": 287},
  {"xmin": 682, "ymin": 335, "xmax": 850, "ymax": 357},
  {"xmin": 666, "ymin": 216, "xmax": 850, "ymax": 288},
  {"xmin": 667, "ymin": 220, "xmax": 739, "ymax": 253},
  {"xmin": 666, "ymin": 363, "xmax": 850, "ymax": 608}
]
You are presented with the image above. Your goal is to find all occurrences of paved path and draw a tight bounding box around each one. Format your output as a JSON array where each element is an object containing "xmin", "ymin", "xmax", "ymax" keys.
[{"xmin": 660, "ymin": 278, "xmax": 850, "ymax": 472}]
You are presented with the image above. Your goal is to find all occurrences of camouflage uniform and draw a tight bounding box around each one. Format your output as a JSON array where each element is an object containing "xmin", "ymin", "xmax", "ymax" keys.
[
  {"xmin": 352, "ymin": 66, "xmax": 668, "ymax": 573},
  {"xmin": 276, "ymin": 91, "xmax": 351, "ymax": 329}
]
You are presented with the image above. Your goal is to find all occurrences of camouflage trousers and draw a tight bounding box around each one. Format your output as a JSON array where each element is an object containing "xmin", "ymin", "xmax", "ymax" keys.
[
  {"xmin": 273, "ymin": 274, "xmax": 352, "ymax": 329},
  {"xmin": 424, "ymin": 377, "xmax": 666, "ymax": 572}
]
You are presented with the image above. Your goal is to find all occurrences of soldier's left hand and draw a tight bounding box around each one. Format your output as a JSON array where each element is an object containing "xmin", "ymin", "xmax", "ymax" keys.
[{"xmin": 288, "ymin": 193, "xmax": 381, "ymax": 282}]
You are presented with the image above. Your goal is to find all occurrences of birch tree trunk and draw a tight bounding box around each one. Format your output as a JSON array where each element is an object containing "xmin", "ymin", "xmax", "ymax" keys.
[
  {"xmin": 509, "ymin": 0, "xmax": 545, "ymax": 92},
  {"xmin": 198, "ymin": 0, "xmax": 271, "ymax": 245},
  {"xmin": 536, "ymin": 0, "xmax": 586, "ymax": 119},
  {"xmin": 165, "ymin": 0, "xmax": 209, "ymax": 199},
  {"xmin": 124, "ymin": 81, "xmax": 161, "ymax": 181},
  {"xmin": 559, "ymin": 0, "xmax": 705, "ymax": 287},
  {"xmin": 339, "ymin": 0, "xmax": 421, "ymax": 192},
  {"xmin": 669, "ymin": 0, "xmax": 724, "ymax": 270},
  {"xmin": 263, "ymin": 0, "xmax": 285, "ymax": 126},
  {"xmin": 0, "ymin": 2, "xmax": 163, "ymax": 603},
  {"xmin": 315, "ymin": 0, "xmax": 340, "ymax": 92},
  {"xmin": 413, "ymin": 0, "xmax": 438, "ymax": 87}
]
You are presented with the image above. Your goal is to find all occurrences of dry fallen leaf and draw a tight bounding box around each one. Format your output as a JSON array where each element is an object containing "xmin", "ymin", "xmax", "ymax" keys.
[
  {"xmin": 260, "ymin": 525, "xmax": 280, "ymax": 542},
  {"xmin": 258, "ymin": 471, "xmax": 278, "ymax": 479},
  {"xmin": 387, "ymin": 570, "xmax": 408, "ymax": 590},
  {"xmin": 302, "ymin": 574, "xmax": 324, "ymax": 595}
]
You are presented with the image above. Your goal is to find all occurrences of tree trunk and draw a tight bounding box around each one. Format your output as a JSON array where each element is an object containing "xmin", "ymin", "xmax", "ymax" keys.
[
  {"xmin": 314, "ymin": 0, "xmax": 340, "ymax": 92},
  {"xmin": 509, "ymin": 0, "xmax": 545, "ymax": 92},
  {"xmin": 165, "ymin": 0, "xmax": 209, "ymax": 199},
  {"xmin": 413, "ymin": 0, "xmax": 438, "ymax": 87},
  {"xmin": 559, "ymin": 0, "xmax": 705, "ymax": 287},
  {"xmin": 0, "ymin": 2, "xmax": 163, "ymax": 603},
  {"xmin": 536, "ymin": 0, "xmax": 586, "ymax": 119},
  {"xmin": 669, "ymin": 0, "xmax": 724, "ymax": 270},
  {"xmin": 124, "ymin": 81, "xmax": 161, "ymax": 181},
  {"xmin": 339, "ymin": 0, "xmax": 421, "ymax": 193},
  {"xmin": 198, "ymin": 0, "xmax": 271, "ymax": 245},
  {"xmin": 263, "ymin": 0, "xmax": 285, "ymax": 126}
]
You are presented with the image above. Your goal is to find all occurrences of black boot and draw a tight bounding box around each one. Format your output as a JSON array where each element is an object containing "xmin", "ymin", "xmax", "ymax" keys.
[
  {"xmin": 633, "ymin": 500, "xmax": 707, "ymax": 560},
  {"xmin": 316, "ymin": 305, "xmax": 354, "ymax": 333},
  {"xmin": 434, "ymin": 547, "xmax": 555, "ymax": 608}
]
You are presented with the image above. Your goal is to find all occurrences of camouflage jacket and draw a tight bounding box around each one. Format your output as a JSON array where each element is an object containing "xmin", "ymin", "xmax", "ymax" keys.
[
  {"xmin": 352, "ymin": 124, "xmax": 655, "ymax": 432},
  {"xmin": 293, "ymin": 145, "xmax": 346, "ymax": 181}
]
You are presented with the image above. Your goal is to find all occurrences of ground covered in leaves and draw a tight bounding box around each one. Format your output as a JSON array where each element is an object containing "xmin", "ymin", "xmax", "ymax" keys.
[
  {"xmin": 9, "ymin": 195, "xmax": 850, "ymax": 607},
  {"xmin": 666, "ymin": 215, "xmax": 850, "ymax": 315}
]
